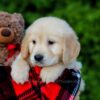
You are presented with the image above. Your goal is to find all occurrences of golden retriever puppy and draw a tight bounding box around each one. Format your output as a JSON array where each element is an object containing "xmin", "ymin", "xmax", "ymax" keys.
[{"xmin": 11, "ymin": 17, "xmax": 82, "ymax": 85}]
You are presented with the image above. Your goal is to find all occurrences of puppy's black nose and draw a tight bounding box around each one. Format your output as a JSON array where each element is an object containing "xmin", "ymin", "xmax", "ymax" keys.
[{"xmin": 34, "ymin": 54, "xmax": 43, "ymax": 62}]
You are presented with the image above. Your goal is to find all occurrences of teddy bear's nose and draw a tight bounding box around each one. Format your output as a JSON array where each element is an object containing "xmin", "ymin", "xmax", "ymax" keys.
[{"xmin": 1, "ymin": 29, "xmax": 11, "ymax": 37}]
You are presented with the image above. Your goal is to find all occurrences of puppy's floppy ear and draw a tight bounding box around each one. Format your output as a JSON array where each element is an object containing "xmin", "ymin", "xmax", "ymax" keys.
[
  {"xmin": 21, "ymin": 33, "xmax": 29, "ymax": 59},
  {"xmin": 62, "ymin": 34, "xmax": 80, "ymax": 65}
]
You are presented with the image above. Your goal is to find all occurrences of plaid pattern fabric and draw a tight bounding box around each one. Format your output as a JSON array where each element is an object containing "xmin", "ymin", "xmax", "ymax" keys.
[
  {"xmin": 0, "ymin": 43, "xmax": 20, "ymax": 66},
  {"xmin": 0, "ymin": 65, "xmax": 81, "ymax": 100}
]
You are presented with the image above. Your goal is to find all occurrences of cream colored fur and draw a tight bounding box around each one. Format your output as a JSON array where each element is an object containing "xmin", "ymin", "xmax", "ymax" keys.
[{"xmin": 11, "ymin": 17, "xmax": 84, "ymax": 98}]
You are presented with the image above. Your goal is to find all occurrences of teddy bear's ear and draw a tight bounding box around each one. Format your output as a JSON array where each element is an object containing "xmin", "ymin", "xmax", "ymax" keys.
[{"xmin": 12, "ymin": 13, "xmax": 25, "ymax": 28}]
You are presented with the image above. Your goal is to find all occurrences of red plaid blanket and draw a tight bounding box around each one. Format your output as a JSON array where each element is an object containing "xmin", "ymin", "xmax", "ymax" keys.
[{"xmin": 0, "ymin": 65, "xmax": 81, "ymax": 100}]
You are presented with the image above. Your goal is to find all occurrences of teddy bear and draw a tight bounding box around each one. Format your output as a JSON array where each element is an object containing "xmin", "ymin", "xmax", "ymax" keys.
[{"xmin": 0, "ymin": 12, "xmax": 24, "ymax": 66}]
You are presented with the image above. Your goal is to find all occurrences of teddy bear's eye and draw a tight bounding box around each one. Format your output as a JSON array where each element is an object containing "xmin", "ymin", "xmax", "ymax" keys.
[
  {"xmin": 32, "ymin": 40, "xmax": 36, "ymax": 44},
  {"xmin": 48, "ymin": 40, "xmax": 55, "ymax": 45}
]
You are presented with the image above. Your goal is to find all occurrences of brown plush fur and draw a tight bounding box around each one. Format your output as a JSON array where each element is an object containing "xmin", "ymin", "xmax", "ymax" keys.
[{"xmin": 0, "ymin": 12, "xmax": 24, "ymax": 65}]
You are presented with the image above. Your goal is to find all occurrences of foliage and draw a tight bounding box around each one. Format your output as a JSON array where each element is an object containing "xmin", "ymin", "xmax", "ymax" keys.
[{"xmin": 0, "ymin": 0, "xmax": 100, "ymax": 100}]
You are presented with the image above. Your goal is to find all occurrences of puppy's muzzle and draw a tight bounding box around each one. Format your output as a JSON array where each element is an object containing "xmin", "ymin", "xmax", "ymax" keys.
[{"xmin": 34, "ymin": 54, "xmax": 44, "ymax": 62}]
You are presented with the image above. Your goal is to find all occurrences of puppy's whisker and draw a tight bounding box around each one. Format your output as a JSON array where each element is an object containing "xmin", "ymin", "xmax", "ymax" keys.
[{"xmin": 35, "ymin": 60, "xmax": 44, "ymax": 65}]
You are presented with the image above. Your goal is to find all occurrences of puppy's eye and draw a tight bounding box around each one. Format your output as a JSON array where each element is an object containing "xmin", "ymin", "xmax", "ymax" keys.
[
  {"xmin": 32, "ymin": 40, "xmax": 36, "ymax": 44},
  {"xmin": 48, "ymin": 40, "xmax": 55, "ymax": 45}
]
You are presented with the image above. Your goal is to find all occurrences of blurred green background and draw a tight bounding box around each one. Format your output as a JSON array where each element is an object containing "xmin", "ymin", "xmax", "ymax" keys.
[{"xmin": 0, "ymin": 0, "xmax": 100, "ymax": 100}]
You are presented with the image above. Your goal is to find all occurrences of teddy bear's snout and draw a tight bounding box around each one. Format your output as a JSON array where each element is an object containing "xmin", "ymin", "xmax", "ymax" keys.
[
  {"xmin": 0, "ymin": 27, "xmax": 14, "ymax": 43},
  {"xmin": 1, "ymin": 28, "xmax": 11, "ymax": 37}
]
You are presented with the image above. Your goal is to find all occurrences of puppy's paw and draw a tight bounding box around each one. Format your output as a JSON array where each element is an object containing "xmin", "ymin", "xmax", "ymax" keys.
[
  {"xmin": 40, "ymin": 66, "xmax": 64, "ymax": 84},
  {"xmin": 11, "ymin": 54, "xmax": 30, "ymax": 84},
  {"xmin": 40, "ymin": 68, "xmax": 56, "ymax": 83},
  {"xmin": 11, "ymin": 66, "xmax": 29, "ymax": 84}
]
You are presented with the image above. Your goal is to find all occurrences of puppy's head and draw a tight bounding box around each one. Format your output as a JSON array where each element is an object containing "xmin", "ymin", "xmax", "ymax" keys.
[{"xmin": 21, "ymin": 17, "xmax": 80, "ymax": 67}]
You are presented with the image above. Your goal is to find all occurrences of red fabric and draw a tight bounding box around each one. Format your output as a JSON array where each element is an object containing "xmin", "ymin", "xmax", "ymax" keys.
[
  {"xmin": 12, "ymin": 66, "xmax": 41, "ymax": 96},
  {"xmin": 0, "ymin": 65, "xmax": 81, "ymax": 100},
  {"xmin": 6, "ymin": 44, "xmax": 20, "ymax": 62},
  {"xmin": 12, "ymin": 81, "xmax": 31, "ymax": 96},
  {"xmin": 10, "ymin": 66, "xmax": 79, "ymax": 100},
  {"xmin": 41, "ymin": 83, "xmax": 61, "ymax": 100},
  {"xmin": 7, "ymin": 44, "xmax": 16, "ymax": 50},
  {"xmin": 6, "ymin": 44, "xmax": 17, "ymax": 60},
  {"xmin": 12, "ymin": 80, "xmax": 61, "ymax": 100}
]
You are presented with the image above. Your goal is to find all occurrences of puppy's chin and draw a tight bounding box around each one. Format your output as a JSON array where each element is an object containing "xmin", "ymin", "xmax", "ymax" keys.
[
  {"xmin": 30, "ymin": 62, "xmax": 58, "ymax": 67},
  {"xmin": 29, "ymin": 58, "xmax": 59, "ymax": 67}
]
